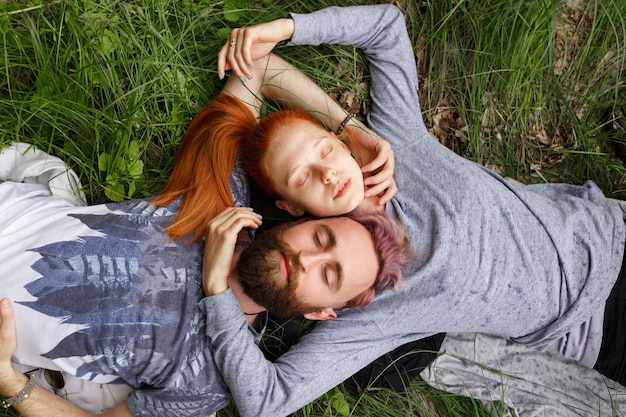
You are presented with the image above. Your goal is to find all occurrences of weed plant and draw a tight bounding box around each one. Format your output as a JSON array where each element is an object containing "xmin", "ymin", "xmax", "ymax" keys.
[{"xmin": 1, "ymin": 0, "xmax": 625, "ymax": 416}]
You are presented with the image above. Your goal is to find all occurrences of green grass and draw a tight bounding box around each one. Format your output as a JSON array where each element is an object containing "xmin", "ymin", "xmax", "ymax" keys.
[
  {"xmin": 411, "ymin": 0, "xmax": 626, "ymax": 196},
  {"xmin": 1, "ymin": 0, "xmax": 625, "ymax": 416}
]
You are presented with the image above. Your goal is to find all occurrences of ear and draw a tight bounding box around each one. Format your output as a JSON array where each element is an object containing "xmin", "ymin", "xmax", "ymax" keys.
[
  {"xmin": 275, "ymin": 199, "xmax": 305, "ymax": 217},
  {"xmin": 303, "ymin": 307, "xmax": 337, "ymax": 321}
]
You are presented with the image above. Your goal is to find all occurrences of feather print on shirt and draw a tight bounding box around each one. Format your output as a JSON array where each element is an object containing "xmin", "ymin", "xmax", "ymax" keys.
[{"xmin": 18, "ymin": 199, "xmax": 210, "ymax": 388}]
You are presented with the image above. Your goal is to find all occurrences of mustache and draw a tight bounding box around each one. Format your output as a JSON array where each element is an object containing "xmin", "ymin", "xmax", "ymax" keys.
[
  {"xmin": 250, "ymin": 223, "xmax": 301, "ymax": 284},
  {"xmin": 236, "ymin": 223, "xmax": 300, "ymax": 291},
  {"xmin": 282, "ymin": 247, "xmax": 301, "ymax": 285}
]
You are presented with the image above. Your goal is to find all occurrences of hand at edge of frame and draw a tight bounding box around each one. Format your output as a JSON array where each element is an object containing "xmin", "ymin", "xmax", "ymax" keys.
[{"xmin": 217, "ymin": 18, "xmax": 295, "ymax": 80}]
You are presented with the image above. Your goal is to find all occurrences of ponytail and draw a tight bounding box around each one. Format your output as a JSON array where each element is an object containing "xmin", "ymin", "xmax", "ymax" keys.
[
  {"xmin": 155, "ymin": 93, "xmax": 347, "ymax": 242},
  {"xmin": 154, "ymin": 93, "xmax": 256, "ymax": 242}
]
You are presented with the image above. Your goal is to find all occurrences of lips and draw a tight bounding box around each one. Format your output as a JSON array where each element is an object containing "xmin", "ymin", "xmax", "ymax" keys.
[
  {"xmin": 278, "ymin": 252, "xmax": 290, "ymax": 283},
  {"xmin": 333, "ymin": 178, "xmax": 352, "ymax": 200}
]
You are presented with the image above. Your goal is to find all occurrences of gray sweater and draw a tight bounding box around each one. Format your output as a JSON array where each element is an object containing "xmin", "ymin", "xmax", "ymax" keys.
[{"xmin": 201, "ymin": 5, "xmax": 625, "ymax": 417}]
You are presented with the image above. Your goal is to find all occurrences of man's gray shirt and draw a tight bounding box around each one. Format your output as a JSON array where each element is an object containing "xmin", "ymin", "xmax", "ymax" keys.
[{"xmin": 202, "ymin": 5, "xmax": 625, "ymax": 417}]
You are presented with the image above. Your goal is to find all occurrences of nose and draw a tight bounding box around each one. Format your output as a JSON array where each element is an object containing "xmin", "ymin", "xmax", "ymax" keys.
[
  {"xmin": 298, "ymin": 250, "xmax": 326, "ymax": 271},
  {"xmin": 319, "ymin": 166, "xmax": 336, "ymax": 184}
]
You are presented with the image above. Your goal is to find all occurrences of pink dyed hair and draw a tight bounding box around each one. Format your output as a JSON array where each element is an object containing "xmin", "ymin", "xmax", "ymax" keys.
[{"xmin": 343, "ymin": 208, "xmax": 414, "ymax": 308}]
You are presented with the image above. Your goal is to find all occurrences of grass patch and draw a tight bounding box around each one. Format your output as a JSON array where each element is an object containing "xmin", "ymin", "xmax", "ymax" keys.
[
  {"xmin": 1, "ymin": 0, "xmax": 625, "ymax": 416},
  {"xmin": 412, "ymin": 0, "xmax": 626, "ymax": 195}
]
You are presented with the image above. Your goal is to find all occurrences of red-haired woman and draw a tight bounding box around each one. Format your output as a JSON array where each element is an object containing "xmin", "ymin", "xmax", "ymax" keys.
[{"xmin": 154, "ymin": 52, "xmax": 397, "ymax": 242}]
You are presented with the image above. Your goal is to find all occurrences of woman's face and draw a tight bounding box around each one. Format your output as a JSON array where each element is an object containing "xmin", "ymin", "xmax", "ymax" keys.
[{"xmin": 265, "ymin": 122, "xmax": 365, "ymax": 217}]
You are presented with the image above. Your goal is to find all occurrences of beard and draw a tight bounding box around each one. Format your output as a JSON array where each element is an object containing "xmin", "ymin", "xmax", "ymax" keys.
[{"xmin": 236, "ymin": 222, "xmax": 318, "ymax": 318}]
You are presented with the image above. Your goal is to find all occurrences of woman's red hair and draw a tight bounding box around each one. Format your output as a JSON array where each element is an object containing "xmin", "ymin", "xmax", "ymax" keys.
[
  {"xmin": 154, "ymin": 93, "xmax": 335, "ymax": 242},
  {"xmin": 153, "ymin": 94, "xmax": 256, "ymax": 241}
]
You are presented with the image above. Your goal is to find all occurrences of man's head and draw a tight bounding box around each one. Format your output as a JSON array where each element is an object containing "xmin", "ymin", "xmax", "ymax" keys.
[{"xmin": 236, "ymin": 209, "xmax": 412, "ymax": 320}]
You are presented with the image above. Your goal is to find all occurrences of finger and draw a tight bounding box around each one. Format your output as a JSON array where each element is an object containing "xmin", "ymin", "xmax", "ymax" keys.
[
  {"xmin": 231, "ymin": 30, "xmax": 253, "ymax": 81},
  {"xmin": 360, "ymin": 150, "xmax": 390, "ymax": 174},
  {"xmin": 0, "ymin": 299, "xmax": 16, "ymax": 344},
  {"xmin": 360, "ymin": 159, "xmax": 384, "ymax": 175},
  {"xmin": 363, "ymin": 167, "xmax": 394, "ymax": 196},
  {"xmin": 364, "ymin": 181, "xmax": 389, "ymax": 198},
  {"xmin": 218, "ymin": 28, "xmax": 244, "ymax": 78},
  {"xmin": 217, "ymin": 42, "xmax": 230, "ymax": 79},
  {"xmin": 364, "ymin": 166, "xmax": 393, "ymax": 186},
  {"xmin": 227, "ymin": 31, "xmax": 246, "ymax": 80},
  {"xmin": 220, "ymin": 206, "xmax": 261, "ymax": 224},
  {"xmin": 207, "ymin": 208, "xmax": 262, "ymax": 239},
  {"xmin": 206, "ymin": 206, "xmax": 242, "ymax": 230},
  {"xmin": 206, "ymin": 207, "xmax": 250, "ymax": 238},
  {"xmin": 377, "ymin": 181, "xmax": 398, "ymax": 205},
  {"xmin": 0, "ymin": 298, "xmax": 14, "ymax": 323},
  {"xmin": 240, "ymin": 30, "xmax": 255, "ymax": 73},
  {"xmin": 361, "ymin": 142, "xmax": 392, "ymax": 173},
  {"xmin": 232, "ymin": 31, "xmax": 247, "ymax": 78},
  {"xmin": 219, "ymin": 212, "xmax": 262, "ymax": 234},
  {"xmin": 365, "ymin": 159, "xmax": 394, "ymax": 187}
]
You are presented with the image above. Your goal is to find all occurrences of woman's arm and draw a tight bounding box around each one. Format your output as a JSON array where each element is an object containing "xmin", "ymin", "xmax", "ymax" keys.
[
  {"xmin": 202, "ymin": 207, "xmax": 261, "ymax": 297},
  {"xmin": 0, "ymin": 299, "xmax": 133, "ymax": 417},
  {"xmin": 222, "ymin": 52, "xmax": 349, "ymax": 131},
  {"xmin": 220, "ymin": 23, "xmax": 397, "ymax": 202},
  {"xmin": 217, "ymin": 17, "xmax": 346, "ymax": 127}
]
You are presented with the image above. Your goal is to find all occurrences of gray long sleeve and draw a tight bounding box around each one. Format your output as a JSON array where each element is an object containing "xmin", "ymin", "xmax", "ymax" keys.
[{"xmin": 202, "ymin": 5, "xmax": 625, "ymax": 417}]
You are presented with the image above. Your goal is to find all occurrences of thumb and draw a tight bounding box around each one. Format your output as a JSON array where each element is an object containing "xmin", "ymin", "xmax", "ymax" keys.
[{"xmin": 0, "ymin": 298, "xmax": 15, "ymax": 336}]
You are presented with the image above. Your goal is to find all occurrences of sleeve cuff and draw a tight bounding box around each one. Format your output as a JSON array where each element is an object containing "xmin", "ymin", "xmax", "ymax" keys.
[{"xmin": 199, "ymin": 289, "xmax": 246, "ymax": 334}]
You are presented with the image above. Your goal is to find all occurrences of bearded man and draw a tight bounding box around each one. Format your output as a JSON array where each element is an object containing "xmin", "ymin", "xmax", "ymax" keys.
[{"xmin": 0, "ymin": 158, "xmax": 410, "ymax": 417}]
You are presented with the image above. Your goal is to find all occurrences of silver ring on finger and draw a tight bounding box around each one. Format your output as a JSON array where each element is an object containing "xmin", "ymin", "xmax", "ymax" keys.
[{"xmin": 230, "ymin": 38, "xmax": 236, "ymax": 47}]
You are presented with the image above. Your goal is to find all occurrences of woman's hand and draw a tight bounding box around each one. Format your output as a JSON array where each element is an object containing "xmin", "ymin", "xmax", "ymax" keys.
[
  {"xmin": 202, "ymin": 208, "xmax": 262, "ymax": 296},
  {"xmin": 346, "ymin": 125, "xmax": 397, "ymax": 205},
  {"xmin": 217, "ymin": 18, "xmax": 295, "ymax": 80}
]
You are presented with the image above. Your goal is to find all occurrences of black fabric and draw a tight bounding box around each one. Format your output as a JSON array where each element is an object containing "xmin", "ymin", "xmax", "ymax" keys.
[
  {"xmin": 593, "ymin": 237, "xmax": 626, "ymax": 386},
  {"xmin": 259, "ymin": 314, "xmax": 444, "ymax": 393},
  {"xmin": 259, "ymin": 315, "xmax": 316, "ymax": 362},
  {"xmin": 343, "ymin": 333, "xmax": 445, "ymax": 393},
  {"xmin": 250, "ymin": 181, "xmax": 304, "ymax": 232}
]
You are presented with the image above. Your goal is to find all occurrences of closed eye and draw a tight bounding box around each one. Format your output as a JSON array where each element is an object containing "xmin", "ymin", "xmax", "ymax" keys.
[
  {"xmin": 314, "ymin": 230, "xmax": 325, "ymax": 249},
  {"xmin": 322, "ymin": 264, "xmax": 339, "ymax": 292},
  {"xmin": 314, "ymin": 225, "xmax": 334, "ymax": 250},
  {"xmin": 322, "ymin": 264, "xmax": 330, "ymax": 286},
  {"xmin": 296, "ymin": 171, "xmax": 310, "ymax": 187}
]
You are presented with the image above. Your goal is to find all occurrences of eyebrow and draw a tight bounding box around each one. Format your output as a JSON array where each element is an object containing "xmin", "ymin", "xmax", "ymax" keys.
[{"xmin": 317, "ymin": 224, "xmax": 343, "ymax": 292}]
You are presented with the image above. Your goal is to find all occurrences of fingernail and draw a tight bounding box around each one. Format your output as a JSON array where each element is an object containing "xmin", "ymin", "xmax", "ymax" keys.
[
  {"xmin": 248, "ymin": 64, "xmax": 253, "ymax": 70},
  {"xmin": 218, "ymin": 72, "xmax": 223, "ymax": 80},
  {"xmin": 239, "ymin": 77, "xmax": 245, "ymax": 84},
  {"xmin": 1, "ymin": 299, "xmax": 10, "ymax": 308},
  {"xmin": 246, "ymin": 74, "xmax": 252, "ymax": 80}
]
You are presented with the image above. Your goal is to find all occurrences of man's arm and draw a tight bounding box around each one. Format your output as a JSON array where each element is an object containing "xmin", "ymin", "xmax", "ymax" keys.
[{"xmin": 0, "ymin": 299, "xmax": 132, "ymax": 417}]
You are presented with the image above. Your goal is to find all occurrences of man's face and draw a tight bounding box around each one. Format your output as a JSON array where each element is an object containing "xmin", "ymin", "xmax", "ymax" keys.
[{"xmin": 237, "ymin": 217, "xmax": 379, "ymax": 319}]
